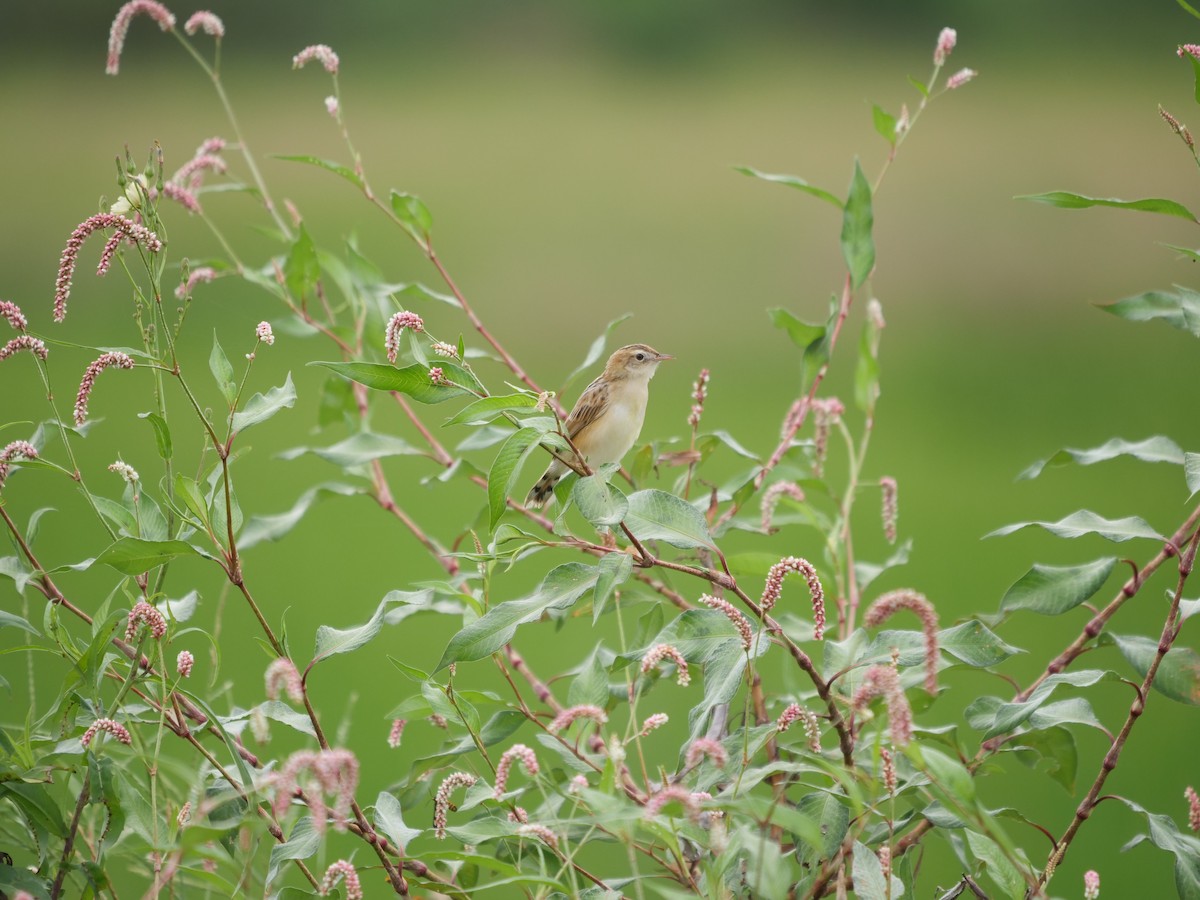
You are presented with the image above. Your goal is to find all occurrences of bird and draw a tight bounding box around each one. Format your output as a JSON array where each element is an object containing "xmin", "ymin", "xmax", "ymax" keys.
[{"xmin": 525, "ymin": 343, "xmax": 672, "ymax": 508}]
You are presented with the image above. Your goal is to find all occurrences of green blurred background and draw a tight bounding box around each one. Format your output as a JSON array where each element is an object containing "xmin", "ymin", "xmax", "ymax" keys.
[{"xmin": 4, "ymin": 1, "xmax": 1200, "ymax": 896}]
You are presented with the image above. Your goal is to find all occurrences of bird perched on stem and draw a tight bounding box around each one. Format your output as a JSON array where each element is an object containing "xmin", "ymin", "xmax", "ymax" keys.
[{"xmin": 526, "ymin": 343, "xmax": 672, "ymax": 507}]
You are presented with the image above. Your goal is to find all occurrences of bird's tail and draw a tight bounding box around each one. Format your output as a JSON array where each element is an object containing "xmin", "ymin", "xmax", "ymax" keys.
[{"xmin": 525, "ymin": 470, "xmax": 560, "ymax": 508}]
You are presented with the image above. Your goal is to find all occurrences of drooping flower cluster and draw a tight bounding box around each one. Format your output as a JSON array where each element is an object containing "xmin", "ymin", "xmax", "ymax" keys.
[
  {"xmin": 125, "ymin": 599, "xmax": 167, "ymax": 642},
  {"xmin": 319, "ymin": 860, "xmax": 362, "ymax": 899},
  {"xmin": 547, "ymin": 704, "xmax": 607, "ymax": 734},
  {"xmin": 0, "ymin": 300, "xmax": 27, "ymax": 332},
  {"xmin": 108, "ymin": 460, "xmax": 139, "ymax": 485},
  {"xmin": 433, "ymin": 772, "xmax": 477, "ymax": 839},
  {"xmin": 81, "ymin": 717, "xmax": 133, "ymax": 748},
  {"xmin": 851, "ymin": 665, "xmax": 913, "ymax": 746},
  {"xmin": 946, "ymin": 68, "xmax": 978, "ymax": 90},
  {"xmin": 177, "ymin": 800, "xmax": 191, "ymax": 827},
  {"xmin": 1180, "ymin": 44, "xmax": 1200, "ymax": 60},
  {"xmin": 271, "ymin": 748, "xmax": 359, "ymax": 834},
  {"xmin": 507, "ymin": 805, "xmax": 529, "ymax": 823},
  {"xmin": 760, "ymin": 480, "xmax": 805, "ymax": 533},
  {"xmin": 517, "ymin": 823, "xmax": 559, "ymax": 849},
  {"xmin": 878, "ymin": 844, "xmax": 892, "ymax": 880},
  {"xmin": 880, "ymin": 746, "xmax": 897, "ymax": 795},
  {"xmin": 1187, "ymin": 785, "xmax": 1200, "ymax": 832},
  {"xmin": 74, "ymin": 352, "xmax": 135, "ymax": 425},
  {"xmin": 685, "ymin": 737, "xmax": 728, "ymax": 769},
  {"xmin": 933, "ymin": 27, "xmax": 956, "ymax": 66},
  {"xmin": 176, "ymin": 650, "xmax": 194, "ymax": 678},
  {"xmin": 698, "ymin": 593, "xmax": 753, "ymax": 651},
  {"xmin": 776, "ymin": 703, "xmax": 821, "ymax": 751},
  {"xmin": 106, "ymin": 0, "xmax": 176, "ymax": 75},
  {"xmin": 880, "ymin": 476, "xmax": 898, "ymax": 543},
  {"xmin": 293, "ymin": 44, "xmax": 340, "ymax": 74},
  {"xmin": 55, "ymin": 216, "xmax": 162, "ymax": 322},
  {"xmin": 810, "ymin": 396, "xmax": 844, "ymax": 477},
  {"xmin": 760, "ymin": 556, "xmax": 826, "ymax": 640},
  {"xmin": 493, "ymin": 744, "xmax": 539, "ymax": 799},
  {"xmin": 183, "ymin": 10, "xmax": 224, "ymax": 37},
  {"xmin": 1160, "ymin": 106, "xmax": 1196, "ymax": 151},
  {"xmin": 387, "ymin": 718, "xmax": 407, "ymax": 748},
  {"xmin": 431, "ymin": 340, "xmax": 458, "ymax": 358},
  {"xmin": 264, "ymin": 657, "xmax": 304, "ymax": 703},
  {"xmin": 384, "ymin": 310, "xmax": 424, "ymax": 363},
  {"xmin": 0, "ymin": 335, "xmax": 48, "ymax": 364},
  {"xmin": 864, "ymin": 589, "xmax": 940, "ymax": 693},
  {"xmin": 687, "ymin": 368, "xmax": 709, "ymax": 429},
  {"xmin": 644, "ymin": 785, "xmax": 701, "ymax": 822},
  {"xmin": 638, "ymin": 713, "xmax": 669, "ymax": 737},
  {"xmin": 0, "ymin": 441, "xmax": 38, "ymax": 490},
  {"xmin": 175, "ymin": 266, "xmax": 217, "ymax": 299},
  {"xmin": 641, "ymin": 643, "xmax": 690, "ymax": 686}
]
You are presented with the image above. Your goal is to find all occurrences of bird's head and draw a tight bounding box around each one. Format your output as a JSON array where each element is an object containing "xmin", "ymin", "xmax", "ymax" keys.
[{"xmin": 605, "ymin": 343, "xmax": 672, "ymax": 380}]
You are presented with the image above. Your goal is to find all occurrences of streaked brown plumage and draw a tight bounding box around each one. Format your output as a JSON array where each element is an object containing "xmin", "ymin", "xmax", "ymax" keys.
[{"xmin": 525, "ymin": 343, "xmax": 671, "ymax": 507}]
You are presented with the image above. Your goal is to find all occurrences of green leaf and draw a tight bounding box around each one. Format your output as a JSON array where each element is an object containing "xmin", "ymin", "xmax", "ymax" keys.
[
  {"xmin": 0, "ymin": 781, "xmax": 68, "ymax": 838},
  {"xmin": 572, "ymin": 469, "xmax": 629, "ymax": 528},
  {"xmin": 209, "ymin": 332, "xmax": 236, "ymax": 405},
  {"xmin": 794, "ymin": 792, "xmax": 850, "ymax": 870},
  {"xmin": 769, "ymin": 301, "xmax": 834, "ymax": 388},
  {"xmin": 436, "ymin": 563, "xmax": 598, "ymax": 671},
  {"xmin": 1019, "ymin": 191, "xmax": 1198, "ymax": 222},
  {"xmin": 312, "ymin": 360, "xmax": 478, "ymax": 404},
  {"xmin": 1111, "ymin": 797, "xmax": 1200, "ymax": 900},
  {"xmin": 841, "ymin": 159, "xmax": 876, "ymax": 288},
  {"xmin": 1190, "ymin": 52, "xmax": 1200, "ymax": 106},
  {"xmin": 284, "ymin": 224, "xmax": 321, "ymax": 301},
  {"xmin": 623, "ymin": 489, "xmax": 714, "ymax": 550},
  {"xmin": 1109, "ymin": 633, "xmax": 1200, "ymax": 705},
  {"xmin": 0, "ymin": 609, "xmax": 40, "ymax": 635},
  {"xmin": 939, "ymin": 619, "xmax": 1023, "ymax": 668},
  {"xmin": 374, "ymin": 791, "xmax": 421, "ymax": 849},
  {"xmin": 488, "ymin": 427, "xmax": 546, "ymax": 528},
  {"xmin": 966, "ymin": 670, "xmax": 1119, "ymax": 739},
  {"xmin": 267, "ymin": 817, "xmax": 321, "ymax": 883},
  {"xmin": 444, "ymin": 393, "xmax": 539, "ymax": 426},
  {"xmin": 313, "ymin": 592, "xmax": 413, "ymax": 666},
  {"xmin": 1012, "ymin": 725, "xmax": 1078, "ymax": 793},
  {"xmin": 390, "ymin": 190, "xmax": 433, "ymax": 243},
  {"xmin": 1188, "ymin": 452, "xmax": 1200, "ymax": 499},
  {"xmin": 999, "ymin": 557, "xmax": 1117, "ymax": 616},
  {"xmin": 918, "ymin": 745, "xmax": 976, "ymax": 805},
  {"xmin": 231, "ymin": 373, "xmax": 297, "ymax": 433},
  {"xmin": 173, "ymin": 474, "xmax": 210, "ymax": 526},
  {"xmin": 593, "ymin": 551, "xmax": 633, "ymax": 623},
  {"xmin": 734, "ymin": 166, "xmax": 843, "ymax": 208},
  {"xmin": 871, "ymin": 104, "xmax": 897, "ymax": 147},
  {"xmin": 138, "ymin": 411, "xmax": 172, "ymax": 460},
  {"xmin": 240, "ymin": 483, "xmax": 361, "ymax": 549},
  {"xmin": 279, "ymin": 432, "xmax": 422, "ymax": 467},
  {"xmin": 985, "ymin": 510, "xmax": 1165, "ymax": 543},
  {"xmin": 1100, "ymin": 287, "xmax": 1200, "ymax": 337},
  {"xmin": 965, "ymin": 830, "xmax": 1025, "ymax": 900},
  {"xmin": 852, "ymin": 840, "xmax": 904, "ymax": 900},
  {"xmin": 1018, "ymin": 436, "xmax": 1184, "ymax": 480},
  {"xmin": 94, "ymin": 537, "xmax": 201, "ymax": 575},
  {"xmin": 559, "ymin": 314, "xmax": 634, "ymax": 394},
  {"xmin": 275, "ymin": 154, "xmax": 364, "ymax": 189}
]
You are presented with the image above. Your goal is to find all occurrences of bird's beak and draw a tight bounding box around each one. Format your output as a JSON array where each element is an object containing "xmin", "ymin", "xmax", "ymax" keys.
[{"xmin": 656, "ymin": 352, "xmax": 674, "ymax": 362}]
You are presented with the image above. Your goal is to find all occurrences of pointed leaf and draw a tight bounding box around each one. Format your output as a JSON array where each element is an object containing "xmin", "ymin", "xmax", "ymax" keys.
[
  {"xmin": 275, "ymin": 154, "xmax": 363, "ymax": 189},
  {"xmin": 284, "ymin": 224, "xmax": 320, "ymax": 300},
  {"xmin": 841, "ymin": 159, "xmax": 875, "ymax": 288},
  {"xmin": 1000, "ymin": 557, "xmax": 1117, "ymax": 616},
  {"xmin": 1011, "ymin": 725, "xmax": 1078, "ymax": 793},
  {"xmin": 94, "ymin": 537, "xmax": 201, "ymax": 575},
  {"xmin": 967, "ymin": 670, "xmax": 1120, "ymax": 739},
  {"xmin": 374, "ymin": 791, "xmax": 421, "ymax": 849},
  {"xmin": 734, "ymin": 166, "xmax": 842, "ymax": 208},
  {"xmin": 231, "ymin": 373, "xmax": 297, "ymax": 433},
  {"xmin": 1109, "ymin": 633, "xmax": 1200, "ymax": 705},
  {"xmin": 278, "ymin": 432, "xmax": 421, "ymax": 467},
  {"xmin": 209, "ymin": 332, "xmax": 236, "ymax": 405},
  {"xmin": 965, "ymin": 830, "xmax": 1025, "ymax": 900},
  {"xmin": 312, "ymin": 360, "xmax": 479, "ymax": 403},
  {"xmin": 444, "ymin": 393, "xmax": 538, "ymax": 426},
  {"xmin": 489, "ymin": 426, "xmax": 546, "ymax": 528},
  {"xmin": 573, "ymin": 469, "xmax": 629, "ymax": 528},
  {"xmin": 1188, "ymin": 451, "xmax": 1200, "ymax": 499},
  {"xmin": 390, "ymin": 190, "xmax": 433, "ymax": 243},
  {"xmin": 985, "ymin": 510, "xmax": 1165, "ymax": 543},
  {"xmin": 1020, "ymin": 191, "xmax": 1197, "ymax": 221},
  {"xmin": 939, "ymin": 619, "xmax": 1023, "ymax": 667},
  {"xmin": 138, "ymin": 411, "xmax": 172, "ymax": 460},
  {"xmin": 312, "ymin": 592, "xmax": 413, "ymax": 666},
  {"xmin": 239, "ymin": 483, "xmax": 361, "ymax": 549},
  {"xmin": 593, "ymin": 551, "xmax": 633, "ymax": 623},
  {"xmin": 871, "ymin": 104, "xmax": 898, "ymax": 147},
  {"xmin": 624, "ymin": 489, "xmax": 714, "ymax": 549},
  {"xmin": 1019, "ymin": 436, "xmax": 1184, "ymax": 480},
  {"xmin": 559, "ymin": 313, "xmax": 634, "ymax": 394},
  {"xmin": 1100, "ymin": 287, "xmax": 1200, "ymax": 337}
]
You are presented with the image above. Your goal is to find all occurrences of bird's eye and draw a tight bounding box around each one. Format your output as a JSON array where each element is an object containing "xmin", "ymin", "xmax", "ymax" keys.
[{"xmin": 636, "ymin": 352, "xmax": 645, "ymax": 361}]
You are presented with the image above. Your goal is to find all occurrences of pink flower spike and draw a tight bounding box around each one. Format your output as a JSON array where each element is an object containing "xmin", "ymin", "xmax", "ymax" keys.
[
  {"xmin": 934, "ymin": 27, "xmax": 957, "ymax": 66},
  {"xmin": 644, "ymin": 785, "xmax": 701, "ymax": 822},
  {"xmin": 776, "ymin": 703, "xmax": 822, "ymax": 751},
  {"xmin": 517, "ymin": 823, "xmax": 559, "ymax": 849},
  {"xmin": 493, "ymin": 743, "xmax": 539, "ymax": 799},
  {"xmin": 0, "ymin": 300, "xmax": 28, "ymax": 332},
  {"xmin": 387, "ymin": 718, "xmax": 407, "ymax": 748},
  {"xmin": 433, "ymin": 772, "xmax": 477, "ymax": 839},
  {"xmin": 1179, "ymin": 44, "xmax": 1200, "ymax": 60},
  {"xmin": 946, "ymin": 68, "xmax": 978, "ymax": 90},
  {"xmin": 760, "ymin": 556, "xmax": 826, "ymax": 640},
  {"xmin": 320, "ymin": 860, "xmax": 362, "ymax": 900},
  {"xmin": 293, "ymin": 44, "xmax": 340, "ymax": 74},
  {"xmin": 880, "ymin": 746, "xmax": 897, "ymax": 795},
  {"xmin": 74, "ymin": 352, "xmax": 135, "ymax": 426},
  {"xmin": 176, "ymin": 650, "xmax": 194, "ymax": 678},
  {"xmin": 55, "ymin": 214, "xmax": 163, "ymax": 322},
  {"xmin": 0, "ymin": 335, "xmax": 49, "ymax": 363},
  {"xmin": 107, "ymin": 0, "xmax": 177, "ymax": 75},
  {"xmin": 685, "ymin": 737, "xmax": 728, "ymax": 769},
  {"xmin": 851, "ymin": 664, "xmax": 913, "ymax": 747},
  {"xmin": 698, "ymin": 594, "xmax": 753, "ymax": 651},
  {"xmin": 638, "ymin": 712, "xmax": 669, "ymax": 737},
  {"xmin": 125, "ymin": 599, "xmax": 167, "ymax": 643},
  {"xmin": 641, "ymin": 643, "xmax": 690, "ymax": 686},
  {"xmin": 547, "ymin": 704, "xmax": 608, "ymax": 734},
  {"xmin": 687, "ymin": 368, "xmax": 709, "ymax": 429},
  {"xmin": 0, "ymin": 441, "xmax": 39, "ymax": 490},
  {"xmin": 313, "ymin": 748, "xmax": 358, "ymax": 829},
  {"xmin": 108, "ymin": 460, "xmax": 139, "ymax": 484},
  {"xmin": 256, "ymin": 321, "xmax": 275, "ymax": 346},
  {"xmin": 265, "ymin": 658, "xmax": 304, "ymax": 703},
  {"xmin": 1084, "ymin": 869, "xmax": 1100, "ymax": 900},
  {"xmin": 183, "ymin": 11, "xmax": 224, "ymax": 37},
  {"xmin": 384, "ymin": 310, "xmax": 424, "ymax": 363},
  {"xmin": 1187, "ymin": 786, "xmax": 1200, "ymax": 831},
  {"xmin": 82, "ymin": 717, "xmax": 132, "ymax": 748},
  {"xmin": 880, "ymin": 476, "xmax": 898, "ymax": 544},
  {"xmin": 175, "ymin": 266, "xmax": 216, "ymax": 300},
  {"xmin": 428, "ymin": 366, "xmax": 447, "ymax": 385},
  {"xmin": 760, "ymin": 481, "xmax": 805, "ymax": 533},
  {"xmin": 325, "ymin": 95, "xmax": 339, "ymax": 118},
  {"xmin": 158, "ymin": 182, "xmax": 202, "ymax": 215},
  {"xmin": 568, "ymin": 774, "xmax": 588, "ymax": 793},
  {"xmin": 864, "ymin": 589, "xmax": 940, "ymax": 693}
]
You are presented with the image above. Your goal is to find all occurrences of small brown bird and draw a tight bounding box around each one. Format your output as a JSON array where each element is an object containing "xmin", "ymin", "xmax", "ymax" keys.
[{"xmin": 525, "ymin": 343, "xmax": 672, "ymax": 507}]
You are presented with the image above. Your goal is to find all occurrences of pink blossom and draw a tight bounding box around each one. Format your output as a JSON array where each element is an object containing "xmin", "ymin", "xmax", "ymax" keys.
[
  {"xmin": 384, "ymin": 310, "xmax": 424, "ymax": 363},
  {"xmin": 171, "ymin": 153, "xmax": 227, "ymax": 190},
  {"xmin": 0, "ymin": 335, "xmax": 48, "ymax": 364},
  {"xmin": 74, "ymin": 352, "xmax": 135, "ymax": 426},
  {"xmin": 431, "ymin": 340, "xmax": 458, "ymax": 358},
  {"xmin": 644, "ymin": 785, "xmax": 700, "ymax": 821},
  {"xmin": 183, "ymin": 10, "xmax": 224, "ymax": 38},
  {"xmin": 1187, "ymin": 786, "xmax": 1200, "ymax": 831},
  {"xmin": 82, "ymin": 717, "xmax": 132, "ymax": 748},
  {"xmin": 517, "ymin": 823, "xmax": 559, "ymax": 849},
  {"xmin": 880, "ymin": 476, "xmax": 898, "ymax": 543},
  {"xmin": 158, "ymin": 182, "xmax": 201, "ymax": 214},
  {"xmin": 685, "ymin": 737, "xmax": 728, "ymax": 769},
  {"xmin": 0, "ymin": 300, "xmax": 27, "ymax": 332},
  {"xmin": 760, "ymin": 481, "xmax": 805, "ymax": 533},
  {"xmin": 568, "ymin": 774, "xmax": 588, "ymax": 793},
  {"xmin": 272, "ymin": 748, "xmax": 358, "ymax": 834},
  {"xmin": 864, "ymin": 589, "xmax": 939, "ymax": 693},
  {"xmin": 54, "ymin": 214, "xmax": 163, "ymax": 322},
  {"xmin": 493, "ymin": 743, "xmax": 538, "ymax": 799},
  {"xmin": 107, "ymin": 1, "xmax": 176, "ymax": 75},
  {"xmin": 1084, "ymin": 869, "xmax": 1100, "ymax": 900},
  {"xmin": 688, "ymin": 368, "xmax": 709, "ymax": 429},
  {"xmin": 325, "ymin": 95, "xmax": 339, "ymax": 118},
  {"xmin": 878, "ymin": 844, "xmax": 892, "ymax": 880},
  {"xmin": 1179, "ymin": 44, "xmax": 1200, "ymax": 60},
  {"xmin": 265, "ymin": 658, "xmax": 304, "ymax": 703},
  {"xmin": 125, "ymin": 599, "xmax": 166, "ymax": 642},
  {"xmin": 760, "ymin": 556, "xmax": 826, "ymax": 639},
  {"xmin": 428, "ymin": 366, "xmax": 447, "ymax": 385},
  {"xmin": 698, "ymin": 594, "xmax": 753, "ymax": 651},
  {"xmin": 313, "ymin": 748, "xmax": 358, "ymax": 828},
  {"xmin": 176, "ymin": 650, "xmax": 194, "ymax": 678},
  {"xmin": 175, "ymin": 266, "xmax": 217, "ymax": 299},
  {"xmin": 320, "ymin": 860, "xmax": 362, "ymax": 899},
  {"xmin": 934, "ymin": 27, "xmax": 957, "ymax": 66},
  {"xmin": 781, "ymin": 397, "xmax": 806, "ymax": 440},
  {"xmin": 547, "ymin": 704, "xmax": 608, "ymax": 734},
  {"xmin": 177, "ymin": 801, "xmax": 191, "ymax": 826},
  {"xmin": 433, "ymin": 772, "xmax": 477, "ymax": 839},
  {"xmin": 293, "ymin": 44, "xmax": 340, "ymax": 74},
  {"xmin": 108, "ymin": 460, "xmax": 139, "ymax": 484},
  {"xmin": 195, "ymin": 137, "xmax": 225, "ymax": 156},
  {"xmin": 256, "ymin": 321, "xmax": 275, "ymax": 346},
  {"xmin": 387, "ymin": 718, "xmax": 407, "ymax": 748},
  {"xmin": 1160, "ymin": 106, "xmax": 1196, "ymax": 150},
  {"xmin": 852, "ymin": 664, "xmax": 913, "ymax": 746},
  {"xmin": 638, "ymin": 713, "xmax": 669, "ymax": 736},
  {"xmin": 507, "ymin": 806, "xmax": 529, "ymax": 823},
  {"xmin": 641, "ymin": 643, "xmax": 690, "ymax": 686},
  {"xmin": 428, "ymin": 713, "xmax": 448, "ymax": 729},
  {"xmin": 810, "ymin": 397, "xmax": 843, "ymax": 477},
  {"xmin": 946, "ymin": 68, "xmax": 978, "ymax": 90},
  {"xmin": 776, "ymin": 703, "xmax": 821, "ymax": 751},
  {"xmin": 880, "ymin": 746, "xmax": 897, "ymax": 795},
  {"xmin": 0, "ymin": 440, "xmax": 38, "ymax": 489}
]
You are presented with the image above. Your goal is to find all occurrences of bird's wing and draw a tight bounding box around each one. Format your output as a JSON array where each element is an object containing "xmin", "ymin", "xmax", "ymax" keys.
[{"xmin": 564, "ymin": 376, "xmax": 610, "ymax": 442}]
